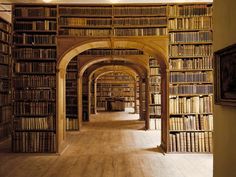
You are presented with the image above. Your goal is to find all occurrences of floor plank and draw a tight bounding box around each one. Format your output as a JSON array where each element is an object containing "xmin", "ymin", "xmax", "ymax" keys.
[{"xmin": 0, "ymin": 110, "xmax": 213, "ymax": 177}]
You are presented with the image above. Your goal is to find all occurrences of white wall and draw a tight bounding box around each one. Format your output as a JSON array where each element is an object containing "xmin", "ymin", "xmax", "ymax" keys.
[{"xmin": 213, "ymin": 0, "xmax": 236, "ymax": 177}]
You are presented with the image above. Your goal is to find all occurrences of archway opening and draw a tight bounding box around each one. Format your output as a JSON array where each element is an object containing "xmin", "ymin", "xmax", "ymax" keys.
[{"xmin": 56, "ymin": 38, "xmax": 168, "ymax": 153}]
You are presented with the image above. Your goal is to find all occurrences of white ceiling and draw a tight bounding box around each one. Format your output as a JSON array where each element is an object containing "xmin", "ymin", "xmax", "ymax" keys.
[{"xmin": 1, "ymin": 0, "xmax": 213, "ymax": 4}]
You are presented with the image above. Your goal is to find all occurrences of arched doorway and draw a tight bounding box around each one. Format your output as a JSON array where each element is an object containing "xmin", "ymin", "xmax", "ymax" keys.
[{"xmin": 56, "ymin": 38, "xmax": 168, "ymax": 153}]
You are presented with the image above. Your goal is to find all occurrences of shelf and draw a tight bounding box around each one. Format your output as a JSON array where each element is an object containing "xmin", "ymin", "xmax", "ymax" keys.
[
  {"xmin": 0, "ymin": 39, "xmax": 10, "ymax": 45},
  {"xmin": 59, "ymin": 25, "xmax": 112, "ymax": 29},
  {"xmin": 149, "ymin": 104, "xmax": 161, "ymax": 106},
  {"xmin": 168, "ymin": 15, "xmax": 212, "ymax": 19},
  {"xmin": 15, "ymin": 72, "xmax": 56, "ymax": 75},
  {"xmin": 14, "ymin": 44, "xmax": 56, "ymax": 47},
  {"xmin": 13, "ymin": 99, "xmax": 55, "ymax": 102},
  {"xmin": 14, "ymin": 114, "xmax": 55, "ymax": 117},
  {"xmin": 16, "ymin": 58, "xmax": 56, "ymax": 61},
  {"xmin": 169, "ymin": 93, "xmax": 213, "ymax": 97},
  {"xmin": 169, "ymin": 41, "xmax": 212, "ymax": 45},
  {"xmin": 169, "ymin": 56, "xmax": 212, "ymax": 59},
  {"xmin": 168, "ymin": 29, "xmax": 212, "ymax": 32},
  {"xmin": 169, "ymin": 113, "xmax": 213, "ymax": 115},
  {"xmin": 169, "ymin": 130, "xmax": 213, "ymax": 132},
  {"xmin": 14, "ymin": 30, "xmax": 57, "ymax": 33},
  {"xmin": 14, "ymin": 17, "xmax": 57, "ymax": 20},
  {"xmin": 170, "ymin": 81, "xmax": 213, "ymax": 85},
  {"xmin": 169, "ymin": 69, "xmax": 213, "ymax": 72},
  {"xmin": 114, "ymin": 25, "xmax": 167, "ymax": 28},
  {"xmin": 14, "ymin": 129, "xmax": 55, "ymax": 132}
]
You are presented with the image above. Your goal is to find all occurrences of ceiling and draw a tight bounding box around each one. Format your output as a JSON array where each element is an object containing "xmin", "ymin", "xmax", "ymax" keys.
[{"xmin": 1, "ymin": 0, "xmax": 213, "ymax": 4}]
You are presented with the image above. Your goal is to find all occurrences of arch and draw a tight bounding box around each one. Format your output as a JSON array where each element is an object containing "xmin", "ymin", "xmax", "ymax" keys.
[{"xmin": 56, "ymin": 39, "xmax": 168, "ymax": 153}]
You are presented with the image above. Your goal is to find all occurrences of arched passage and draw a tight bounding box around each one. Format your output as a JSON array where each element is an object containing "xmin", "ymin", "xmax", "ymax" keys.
[
  {"xmin": 87, "ymin": 66, "xmax": 138, "ymax": 117},
  {"xmin": 56, "ymin": 38, "xmax": 168, "ymax": 153}
]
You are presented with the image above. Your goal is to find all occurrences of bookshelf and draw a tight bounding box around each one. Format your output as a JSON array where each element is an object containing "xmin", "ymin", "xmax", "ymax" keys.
[
  {"xmin": 11, "ymin": 3, "xmax": 213, "ymax": 153},
  {"xmin": 0, "ymin": 17, "xmax": 12, "ymax": 141},
  {"xmin": 149, "ymin": 57, "xmax": 161, "ymax": 130},
  {"xmin": 96, "ymin": 72, "xmax": 135, "ymax": 111},
  {"xmin": 12, "ymin": 4, "xmax": 57, "ymax": 152},
  {"xmin": 58, "ymin": 4, "xmax": 168, "ymax": 37},
  {"xmin": 66, "ymin": 57, "xmax": 79, "ymax": 130},
  {"xmin": 167, "ymin": 4, "xmax": 213, "ymax": 153}
]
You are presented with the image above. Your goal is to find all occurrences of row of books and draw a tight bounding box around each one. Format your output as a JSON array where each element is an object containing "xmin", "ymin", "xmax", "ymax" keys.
[
  {"xmin": 169, "ymin": 44, "xmax": 212, "ymax": 56},
  {"xmin": 80, "ymin": 49, "xmax": 143, "ymax": 56},
  {"xmin": 150, "ymin": 85, "xmax": 160, "ymax": 93},
  {"xmin": 0, "ymin": 31, "xmax": 9, "ymax": 42},
  {"xmin": 14, "ymin": 21, "xmax": 57, "ymax": 31},
  {"xmin": 150, "ymin": 76, "xmax": 161, "ymax": 83},
  {"xmin": 169, "ymin": 131, "xmax": 213, "ymax": 152},
  {"xmin": 0, "ymin": 65, "xmax": 8, "ymax": 77},
  {"xmin": 169, "ymin": 31, "xmax": 212, "ymax": 43},
  {"xmin": 149, "ymin": 106, "xmax": 161, "ymax": 115},
  {"xmin": 12, "ymin": 132, "xmax": 56, "ymax": 153},
  {"xmin": 0, "ymin": 106, "xmax": 11, "ymax": 123},
  {"xmin": 59, "ymin": 27, "xmax": 168, "ymax": 37},
  {"xmin": 169, "ymin": 96, "xmax": 213, "ymax": 114},
  {"xmin": 168, "ymin": 16, "xmax": 212, "ymax": 30},
  {"xmin": 66, "ymin": 118, "xmax": 79, "ymax": 130},
  {"xmin": 150, "ymin": 68, "xmax": 160, "ymax": 75},
  {"xmin": 149, "ymin": 59, "xmax": 159, "ymax": 67},
  {"xmin": 149, "ymin": 118, "xmax": 161, "ymax": 130},
  {"xmin": 150, "ymin": 93, "xmax": 161, "ymax": 104},
  {"xmin": 113, "ymin": 6, "xmax": 166, "ymax": 16},
  {"xmin": 14, "ymin": 102, "xmax": 55, "ymax": 115},
  {"xmin": 169, "ymin": 84, "xmax": 213, "ymax": 95},
  {"xmin": 0, "ymin": 43, "xmax": 10, "ymax": 53},
  {"xmin": 13, "ymin": 76, "xmax": 56, "ymax": 88},
  {"xmin": 13, "ymin": 48, "xmax": 57, "ymax": 60},
  {"xmin": 115, "ymin": 28, "xmax": 168, "ymax": 36},
  {"xmin": 97, "ymin": 92, "xmax": 134, "ymax": 97},
  {"xmin": 169, "ymin": 57, "xmax": 212, "ymax": 70},
  {"xmin": 14, "ymin": 34, "xmax": 56, "ymax": 45},
  {"xmin": 98, "ymin": 76, "xmax": 133, "ymax": 81},
  {"xmin": 66, "ymin": 72, "xmax": 77, "ymax": 80},
  {"xmin": 115, "ymin": 17, "xmax": 167, "ymax": 26},
  {"xmin": 168, "ymin": 5, "xmax": 212, "ymax": 17},
  {"xmin": 59, "ymin": 6, "xmax": 166, "ymax": 16},
  {"xmin": 66, "ymin": 82, "xmax": 77, "ymax": 88},
  {"xmin": 0, "ymin": 54, "xmax": 9, "ymax": 64},
  {"xmin": 66, "ymin": 97, "xmax": 77, "ymax": 105},
  {"xmin": 0, "ymin": 80, "xmax": 9, "ymax": 91},
  {"xmin": 14, "ymin": 7, "xmax": 57, "ymax": 17},
  {"xmin": 169, "ymin": 115, "xmax": 213, "ymax": 131},
  {"xmin": 14, "ymin": 116, "xmax": 55, "ymax": 130},
  {"xmin": 0, "ymin": 94, "xmax": 11, "ymax": 106},
  {"xmin": 59, "ymin": 7, "xmax": 112, "ymax": 16},
  {"xmin": 0, "ymin": 123, "xmax": 11, "ymax": 140},
  {"xmin": 15, "ymin": 62, "xmax": 56, "ymax": 73},
  {"xmin": 13, "ymin": 89, "xmax": 55, "ymax": 100},
  {"xmin": 169, "ymin": 71, "xmax": 212, "ymax": 83},
  {"xmin": 61, "ymin": 17, "xmax": 167, "ymax": 26},
  {"xmin": 0, "ymin": 20, "xmax": 10, "ymax": 32}
]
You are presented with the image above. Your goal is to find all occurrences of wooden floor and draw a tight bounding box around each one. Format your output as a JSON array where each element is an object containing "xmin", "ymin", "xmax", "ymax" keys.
[{"xmin": 0, "ymin": 110, "xmax": 213, "ymax": 177}]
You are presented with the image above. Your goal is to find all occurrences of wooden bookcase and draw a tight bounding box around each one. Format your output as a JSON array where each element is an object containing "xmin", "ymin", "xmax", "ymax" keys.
[
  {"xmin": 12, "ymin": 4, "xmax": 57, "ymax": 152},
  {"xmin": 66, "ymin": 56, "xmax": 79, "ymax": 130},
  {"xmin": 0, "ymin": 17, "xmax": 12, "ymax": 141},
  {"xmin": 96, "ymin": 72, "xmax": 135, "ymax": 111},
  {"xmin": 11, "ymin": 3, "xmax": 213, "ymax": 153},
  {"xmin": 149, "ymin": 57, "xmax": 161, "ymax": 130},
  {"xmin": 167, "ymin": 4, "xmax": 213, "ymax": 153}
]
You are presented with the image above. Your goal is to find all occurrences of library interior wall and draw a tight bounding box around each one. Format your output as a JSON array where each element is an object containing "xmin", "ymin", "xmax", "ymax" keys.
[{"xmin": 213, "ymin": 0, "xmax": 236, "ymax": 177}]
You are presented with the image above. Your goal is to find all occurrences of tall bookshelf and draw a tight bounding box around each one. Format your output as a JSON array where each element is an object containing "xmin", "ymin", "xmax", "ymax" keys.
[
  {"xmin": 167, "ymin": 4, "xmax": 213, "ymax": 153},
  {"xmin": 66, "ymin": 57, "xmax": 79, "ymax": 130},
  {"xmin": 12, "ymin": 4, "xmax": 57, "ymax": 152},
  {"xmin": 11, "ymin": 3, "xmax": 214, "ymax": 153},
  {"xmin": 96, "ymin": 72, "xmax": 135, "ymax": 111},
  {"xmin": 0, "ymin": 17, "xmax": 12, "ymax": 141},
  {"xmin": 149, "ymin": 57, "xmax": 161, "ymax": 130}
]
